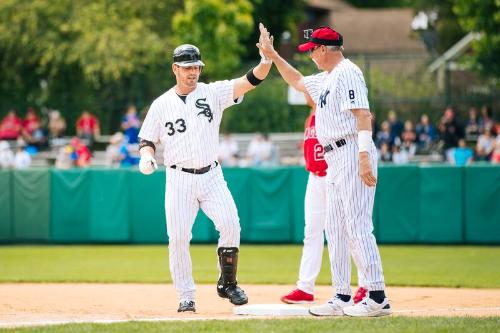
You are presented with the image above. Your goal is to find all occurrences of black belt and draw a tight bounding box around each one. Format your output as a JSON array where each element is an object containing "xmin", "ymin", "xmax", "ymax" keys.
[
  {"xmin": 170, "ymin": 161, "xmax": 218, "ymax": 174},
  {"xmin": 323, "ymin": 139, "xmax": 347, "ymax": 153}
]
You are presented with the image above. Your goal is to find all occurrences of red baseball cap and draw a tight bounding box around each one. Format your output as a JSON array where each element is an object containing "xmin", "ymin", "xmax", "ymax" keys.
[{"xmin": 298, "ymin": 26, "xmax": 343, "ymax": 53}]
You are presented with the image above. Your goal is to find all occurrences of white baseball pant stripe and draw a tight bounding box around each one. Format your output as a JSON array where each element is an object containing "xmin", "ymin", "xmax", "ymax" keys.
[
  {"xmin": 324, "ymin": 138, "xmax": 385, "ymax": 295},
  {"xmin": 165, "ymin": 166, "xmax": 240, "ymax": 302}
]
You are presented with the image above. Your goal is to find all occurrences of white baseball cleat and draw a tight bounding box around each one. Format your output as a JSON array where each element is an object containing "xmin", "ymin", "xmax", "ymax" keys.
[
  {"xmin": 309, "ymin": 296, "xmax": 353, "ymax": 316},
  {"xmin": 342, "ymin": 296, "xmax": 392, "ymax": 317}
]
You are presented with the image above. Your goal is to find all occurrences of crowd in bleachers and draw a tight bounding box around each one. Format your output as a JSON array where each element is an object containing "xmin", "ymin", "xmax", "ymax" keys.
[
  {"xmin": 0, "ymin": 104, "xmax": 498, "ymax": 169},
  {"xmin": 371, "ymin": 105, "xmax": 499, "ymax": 165},
  {"xmin": 0, "ymin": 105, "xmax": 142, "ymax": 169}
]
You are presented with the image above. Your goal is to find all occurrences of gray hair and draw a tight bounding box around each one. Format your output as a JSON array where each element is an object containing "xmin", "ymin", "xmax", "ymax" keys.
[{"xmin": 326, "ymin": 45, "xmax": 344, "ymax": 52}]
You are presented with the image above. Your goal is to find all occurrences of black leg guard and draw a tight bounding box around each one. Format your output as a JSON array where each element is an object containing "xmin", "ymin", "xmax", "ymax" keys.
[{"xmin": 217, "ymin": 247, "xmax": 248, "ymax": 305}]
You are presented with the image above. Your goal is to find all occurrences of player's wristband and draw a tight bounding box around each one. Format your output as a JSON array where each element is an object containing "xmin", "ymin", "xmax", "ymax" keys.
[
  {"xmin": 358, "ymin": 130, "xmax": 372, "ymax": 152},
  {"xmin": 139, "ymin": 139, "xmax": 156, "ymax": 153},
  {"xmin": 246, "ymin": 68, "xmax": 264, "ymax": 86}
]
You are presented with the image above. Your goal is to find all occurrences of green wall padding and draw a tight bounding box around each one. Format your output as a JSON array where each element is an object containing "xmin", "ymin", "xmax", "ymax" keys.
[
  {"xmin": 247, "ymin": 167, "xmax": 293, "ymax": 242},
  {"xmin": 13, "ymin": 169, "xmax": 50, "ymax": 241},
  {"xmin": 3, "ymin": 166, "xmax": 500, "ymax": 244},
  {"xmin": 464, "ymin": 165, "xmax": 500, "ymax": 243},
  {"xmin": 129, "ymin": 170, "xmax": 167, "ymax": 243},
  {"xmin": 0, "ymin": 170, "xmax": 12, "ymax": 240},
  {"xmin": 51, "ymin": 169, "xmax": 91, "ymax": 242},
  {"xmin": 376, "ymin": 166, "xmax": 420, "ymax": 243},
  {"xmin": 88, "ymin": 169, "xmax": 130, "ymax": 242},
  {"xmin": 290, "ymin": 167, "xmax": 308, "ymax": 243},
  {"xmin": 419, "ymin": 166, "xmax": 463, "ymax": 243}
]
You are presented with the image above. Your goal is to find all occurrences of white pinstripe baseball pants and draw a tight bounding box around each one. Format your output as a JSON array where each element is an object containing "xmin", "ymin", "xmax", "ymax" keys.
[
  {"xmin": 165, "ymin": 165, "xmax": 240, "ymax": 302},
  {"xmin": 297, "ymin": 173, "xmax": 367, "ymax": 295},
  {"xmin": 324, "ymin": 138, "xmax": 385, "ymax": 295}
]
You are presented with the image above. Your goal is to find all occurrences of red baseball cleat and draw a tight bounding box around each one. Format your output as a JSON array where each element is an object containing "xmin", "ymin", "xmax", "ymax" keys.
[
  {"xmin": 353, "ymin": 287, "xmax": 368, "ymax": 304},
  {"xmin": 280, "ymin": 289, "xmax": 314, "ymax": 304}
]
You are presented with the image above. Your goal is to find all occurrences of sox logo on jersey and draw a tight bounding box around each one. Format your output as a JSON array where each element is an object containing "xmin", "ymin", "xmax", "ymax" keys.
[{"xmin": 195, "ymin": 98, "xmax": 213, "ymax": 122}]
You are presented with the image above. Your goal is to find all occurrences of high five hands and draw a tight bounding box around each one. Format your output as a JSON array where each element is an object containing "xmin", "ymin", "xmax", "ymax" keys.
[{"xmin": 256, "ymin": 23, "xmax": 275, "ymax": 62}]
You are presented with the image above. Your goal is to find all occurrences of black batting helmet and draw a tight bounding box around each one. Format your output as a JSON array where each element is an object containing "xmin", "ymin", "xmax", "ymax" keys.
[{"xmin": 173, "ymin": 44, "xmax": 205, "ymax": 67}]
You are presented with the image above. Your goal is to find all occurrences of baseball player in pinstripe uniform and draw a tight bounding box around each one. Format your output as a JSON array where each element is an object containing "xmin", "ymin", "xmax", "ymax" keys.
[
  {"xmin": 280, "ymin": 91, "xmax": 367, "ymax": 305},
  {"xmin": 259, "ymin": 25, "xmax": 391, "ymax": 317},
  {"xmin": 138, "ymin": 23, "xmax": 273, "ymax": 313}
]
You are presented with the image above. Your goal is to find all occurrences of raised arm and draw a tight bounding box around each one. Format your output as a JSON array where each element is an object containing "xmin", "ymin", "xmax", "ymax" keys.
[
  {"xmin": 257, "ymin": 24, "xmax": 306, "ymax": 93},
  {"xmin": 233, "ymin": 23, "xmax": 273, "ymax": 100}
]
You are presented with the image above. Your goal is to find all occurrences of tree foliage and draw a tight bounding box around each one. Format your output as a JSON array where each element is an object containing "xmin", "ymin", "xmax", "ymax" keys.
[
  {"xmin": 412, "ymin": 0, "xmax": 466, "ymax": 54},
  {"xmin": 453, "ymin": 0, "xmax": 500, "ymax": 78},
  {"xmin": 172, "ymin": 0, "xmax": 254, "ymax": 80}
]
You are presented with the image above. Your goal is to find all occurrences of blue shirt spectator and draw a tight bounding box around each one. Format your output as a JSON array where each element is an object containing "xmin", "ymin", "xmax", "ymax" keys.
[
  {"xmin": 453, "ymin": 139, "xmax": 473, "ymax": 166},
  {"xmin": 121, "ymin": 105, "xmax": 141, "ymax": 144}
]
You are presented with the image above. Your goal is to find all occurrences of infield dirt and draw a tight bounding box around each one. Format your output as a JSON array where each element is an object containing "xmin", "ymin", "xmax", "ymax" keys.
[{"xmin": 1, "ymin": 284, "xmax": 499, "ymax": 327}]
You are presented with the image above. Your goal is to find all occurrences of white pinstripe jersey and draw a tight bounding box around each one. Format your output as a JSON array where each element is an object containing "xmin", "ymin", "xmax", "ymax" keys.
[
  {"xmin": 304, "ymin": 59, "xmax": 369, "ymax": 146},
  {"xmin": 139, "ymin": 80, "xmax": 241, "ymax": 168}
]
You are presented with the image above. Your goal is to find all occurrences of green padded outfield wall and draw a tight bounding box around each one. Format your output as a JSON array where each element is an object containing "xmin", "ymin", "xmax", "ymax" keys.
[
  {"xmin": 88, "ymin": 169, "xmax": 130, "ymax": 242},
  {"xmin": 419, "ymin": 166, "xmax": 463, "ymax": 243},
  {"xmin": 50, "ymin": 169, "xmax": 92, "ymax": 242},
  {"xmin": 464, "ymin": 165, "xmax": 500, "ymax": 243},
  {"xmin": 0, "ymin": 170, "xmax": 12, "ymax": 240},
  {"xmin": 13, "ymin": 169, "xmax": 50, "ymax": 241},
  {"xmin": 376, "ymin": 166, "xmax": 420, "ymax": 243},
  {"xmin": 2, "ymin": 166, "xmax": 500, "ymax": 244},
  {"xmin": 129, "ymin": 170, "xmax": 167, "ymax": 243}
]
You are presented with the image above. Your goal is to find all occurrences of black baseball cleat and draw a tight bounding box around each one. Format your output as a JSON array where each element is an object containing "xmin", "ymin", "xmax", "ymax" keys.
[
  {"xmin": 217, "ymin": 283, "xmax": 248, "ymax": 305},
  {"xmin": 177, "ymin": 300, "xmax": 196, "ymax": 312}
]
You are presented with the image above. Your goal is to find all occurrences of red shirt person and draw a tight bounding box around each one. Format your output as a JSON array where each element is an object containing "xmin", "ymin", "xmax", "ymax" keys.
[
  {"xmin": 76, "ymin": 111, "xmax": 100, "ymax": 141},
  {"xmin": 0, "ymin": 110, "xmax": 23, "ymax": 140},
  {"xmin": 22, "ymin": 107, "xmax": 42, "ymax": 142}
]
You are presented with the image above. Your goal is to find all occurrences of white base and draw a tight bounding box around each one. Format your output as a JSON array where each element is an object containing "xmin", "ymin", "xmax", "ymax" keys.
[{"xmin": 233, "ymin": 304, "xmax": 310, "ymax": 316}]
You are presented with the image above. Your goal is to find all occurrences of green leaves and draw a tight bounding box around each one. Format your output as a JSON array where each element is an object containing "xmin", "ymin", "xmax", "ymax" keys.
[
  {"xmin": 452, "ymin": 0, "xmax": 500, "ymax": 78},
  {"xmin": 0, "ymin": 1, "xmax": 180, "ymax": 86},
  {"xmin": 172, "ymin": 0, "xmax": 253, "ymax": 79}
]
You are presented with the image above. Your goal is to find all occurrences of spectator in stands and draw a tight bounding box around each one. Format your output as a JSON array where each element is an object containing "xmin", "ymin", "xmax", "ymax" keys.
[
  {"xmin": 399, "ymin": 120, "xmax": 417, "ymax": 159},
  {"xmin": 121, "ymin": 104, "xmax": 141, "ymax": 144},
  {"xmin": 218, "ymin": 133, "xmax": 240, "ymax": 167},
  {"xmin": 439, "ymin": 106, "xmax": 464, "ymax": 163},
  {"xmin": 415, "ymin": 114, "xmax": 437, "ymax": 153},
  {"xmin": 105, "ymin": 132, "xmax": 124, "ymax": 167},
  {"xmin": 70, "ymin": 137, "xmax": 91, "ymax": 167},
  {"xmin": 0, "ymin": 141, "xmax": 14, "ymax": 168},
  {"xmin": 392, "ymin": 144, "xmax": 409, "ymax": 165},
  {"xmin": 453, "ymin": 139, "xmax": 473, "ymax": 166},
  {"xmin": 475, "ymin": 128, "xmax": 495, "ymax": 161},
  {"xmin": 479, "ymin": 105, "xmax": 494, "ymax": 132},
  {"xmin": 465, "ymin": 106, "xmax": 481, "ymax": 139},
  {"xmin": 13, "ymin": 142, "xmax": 31, "ymax": 169},
  {"xmin": 22, "ymin": 107, "xmax": 46, "ymax": 148},
  {"xmin": 55, "ymin": 145, "xmax": 73, "ymax": 169},
  {"xmin": 105, "ymin": 132, "xmax": 139, "ymax": 168},
  {"xmin": 0, "ymin": 109, "xmax": 22, "ymax": 141},
  {"xmin": 76, "ymin": 110, "xmax": 100, "ymax": 145},
  {"xmin": 378, "ymin": 142, "xmax": 392, "ymax": 162},
  {"xmin": 247, "ymin": 133, "xmax": 279, "ymax": 167},
  {"xmin": 48, "ymin": 110, "xmax": 66, "ymax": 139},
  {"xmin": 387, "ymin": 110, "xmax": 403, "ymax": 142},
  {"xmin": 375, "ymin": 121, "xmax": 393, "ymax": 149}
]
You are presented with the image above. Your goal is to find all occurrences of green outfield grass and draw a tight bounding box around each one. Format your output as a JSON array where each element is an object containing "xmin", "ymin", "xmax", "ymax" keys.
[
  {"xmin": 1, "ymin": 317, "xmax": 499, "ymax": 333},
  {"xmin": 0, "ymin": 245, "xmax": 499, "ymax": 288}
]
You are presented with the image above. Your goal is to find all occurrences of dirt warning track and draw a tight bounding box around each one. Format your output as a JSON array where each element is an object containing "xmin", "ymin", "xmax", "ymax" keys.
[{"xmin": 1, "ymin": 284, "xmax": 499, "ymax": 327}]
